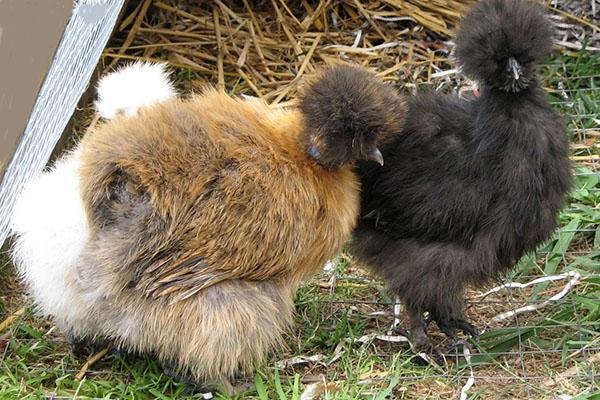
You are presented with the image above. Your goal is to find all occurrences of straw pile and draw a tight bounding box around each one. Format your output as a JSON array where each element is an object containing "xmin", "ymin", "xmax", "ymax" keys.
[
  {"xmin": 101, "ymin": 1, "xmax": 598, "ymax": 103},
  {"xmin": 102, "ymin": 0, "xmax": 479, "ymax": 103}
]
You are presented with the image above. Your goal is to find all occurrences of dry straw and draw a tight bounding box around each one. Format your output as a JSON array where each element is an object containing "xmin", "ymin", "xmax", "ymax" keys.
[
  {"xmin": 102, "ymin": 0, "xmax": 482, "ymax": 102},
  {"xmin": 101, "ymin": 0, "xmax": 599, "ymax": 107}
]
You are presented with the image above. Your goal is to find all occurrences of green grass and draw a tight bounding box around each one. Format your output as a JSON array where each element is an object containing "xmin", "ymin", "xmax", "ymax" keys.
[{"xmin": 1, "ymin": 52, "xmax": 599, "ymax": 399}]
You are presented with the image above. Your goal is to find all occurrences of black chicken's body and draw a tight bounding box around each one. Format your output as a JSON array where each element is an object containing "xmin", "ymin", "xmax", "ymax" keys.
[{"xmin": 351, "ymin": 0, "xmax": 572, "ymax": 351}]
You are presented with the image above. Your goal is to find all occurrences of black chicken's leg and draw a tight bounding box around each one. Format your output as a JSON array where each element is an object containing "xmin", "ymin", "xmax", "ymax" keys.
[{"xmin": 405, "ymin": 306, "xmax": 434, "ymax": 353}]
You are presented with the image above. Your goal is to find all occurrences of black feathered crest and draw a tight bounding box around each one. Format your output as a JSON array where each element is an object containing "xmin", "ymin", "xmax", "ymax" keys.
[
  {"xmin": 298, "ymin": 64, "xmax": 404, "ymax": 168},
  {"xmin": 454, "ymin": 0, "xmax": 553, "ymax": 92}
]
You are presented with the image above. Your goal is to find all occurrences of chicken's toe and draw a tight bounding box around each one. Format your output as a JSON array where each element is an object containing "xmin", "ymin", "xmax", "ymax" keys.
[
  {"xmin": 437, "ymin": 318, "xmax": 479, "ymax": 341},
  {"xmin": 436, "ymin": 321, "xmax": 458, "ymax": 342},
  {"xmin": 392, "ymin": 325, "xmax": 410, "ymax": 338},
  {"xmin": 409, "ymin": 327, "xmax": 434, "ymax": 353},
  {"xmin": 454, "ymin": 319, "xmax": 480, "ymax": 340}
]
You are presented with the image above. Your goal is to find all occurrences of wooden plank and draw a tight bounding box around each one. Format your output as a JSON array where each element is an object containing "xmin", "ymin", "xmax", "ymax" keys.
[
  {"xmin": 0, "ymin": 0, "xmax": 126, "ymax": 245},
  {"xmin": 0, "ymin": 0, "xmax": 72, "ymax": 182}
]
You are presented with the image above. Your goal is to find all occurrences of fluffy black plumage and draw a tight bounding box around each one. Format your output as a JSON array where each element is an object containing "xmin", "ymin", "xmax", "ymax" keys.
[
  {"xmin": 298, "ymin": 64, "xmax": 406, "ymax": 168},
  {"xmin": 455, "ymin": 0, "xmax": 553, "ymax": 92},
  {"xmin": 351, "ymin": 0, "xmax": 572, "ymax": 352}
]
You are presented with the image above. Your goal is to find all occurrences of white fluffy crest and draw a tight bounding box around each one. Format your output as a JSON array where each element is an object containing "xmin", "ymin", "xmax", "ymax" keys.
[
  {"xmin": 10, "ymin": 149, "xmax": 90, "ymax": 321},
  {"xmin": 95, "ymin": 62, "xmax": 177, "ymax": 119}
]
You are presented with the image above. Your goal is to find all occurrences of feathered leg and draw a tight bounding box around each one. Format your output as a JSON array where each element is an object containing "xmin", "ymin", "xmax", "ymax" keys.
[
  {"xmin": 428, "ymin": 280, "xmax": 479, "ymax": 341},
  {"xmin": 433, "ymin": 314, "xmax": 479, "ymax": 341},
  {"xmin": 351, "ymin": 226, "xmax": 481, "ymax": 354},
  {"xmin": 404, "ymin": 305, "xmax": 433, "ymax": 353},
  {"xmin": 67, "ymin": 331, "xmax": 94, "ymax": 358}
]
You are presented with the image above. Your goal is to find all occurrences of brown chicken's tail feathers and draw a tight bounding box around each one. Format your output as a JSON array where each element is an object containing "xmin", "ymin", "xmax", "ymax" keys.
[{"xmin": 95, "ymin": 62, "xmax": 178, "ymax": 120}]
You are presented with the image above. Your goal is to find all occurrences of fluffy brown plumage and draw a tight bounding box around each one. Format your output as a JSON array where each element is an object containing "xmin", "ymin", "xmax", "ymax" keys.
[
  {"xmin": 75, "ymin": 92, "xmax": 360, "ymax": 385},
  {"xmin": 79, "ymin": 91, "xmax": 361, "ymax": 301},
  {"xmin": 11, "ymin": 64, "xmax": 405, "ymax": 388}
]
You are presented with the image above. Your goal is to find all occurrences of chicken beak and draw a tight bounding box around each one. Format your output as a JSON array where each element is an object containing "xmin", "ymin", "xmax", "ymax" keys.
[
  {"xmin": 508, "ymin": 57, "xmax": 521, "ymax": 81},
  {"xmin": 368, "ymin": 147, "xmax": 384, "ymax": 166}
]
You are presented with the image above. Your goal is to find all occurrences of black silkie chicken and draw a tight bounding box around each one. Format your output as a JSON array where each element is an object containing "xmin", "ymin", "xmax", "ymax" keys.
[{"xmin": 350, "ymin": 0, "xmax": 572, "ymax": 352}]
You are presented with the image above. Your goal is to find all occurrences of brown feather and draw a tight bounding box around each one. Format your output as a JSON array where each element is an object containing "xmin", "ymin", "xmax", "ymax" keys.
[
  {"xmin": 70, "ymin": 87, "xmax": 366, "ymax": 384},
  {"xmin": 43, "ymin": 64, "xmax": 408, "ymax": 385},
  {"xmin": 79, "ymin": 91, "xmax": 360, "ymax": 301}
]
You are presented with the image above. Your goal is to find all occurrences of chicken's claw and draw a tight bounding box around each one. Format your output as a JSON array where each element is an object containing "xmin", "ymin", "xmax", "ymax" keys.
[{"xmin": 436, "ymin": 317, "xmax": 480, "ymax": 341}]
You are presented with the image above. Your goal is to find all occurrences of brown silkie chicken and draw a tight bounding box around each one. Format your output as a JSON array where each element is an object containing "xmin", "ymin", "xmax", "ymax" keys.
[{"xmin": 10, "ymin": 63, "xmax": 406, "ymax": 389}]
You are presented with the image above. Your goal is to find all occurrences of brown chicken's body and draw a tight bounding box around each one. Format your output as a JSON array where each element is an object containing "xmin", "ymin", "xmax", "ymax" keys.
[
  {"xmin": 71, "ymin": 92, "xmax": 358, "ymax": 383},
  {"xmin": 80, "ymin": 91, "xmax": 359, "ymax": 296},
  {"xmin": 11, "ymin": 64, "xmax": 401, "ymax": 387}
]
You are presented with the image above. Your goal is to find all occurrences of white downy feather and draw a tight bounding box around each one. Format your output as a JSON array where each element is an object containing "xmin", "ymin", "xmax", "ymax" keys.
[
  {"xmin": 95, "ymin": 62, "xmax": 177, "ymax": 119},
  {"xmin": 10, "ymin": 150, "xmax": 90, "ymax": 323}
]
